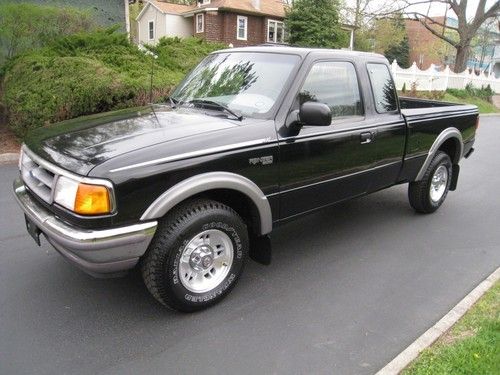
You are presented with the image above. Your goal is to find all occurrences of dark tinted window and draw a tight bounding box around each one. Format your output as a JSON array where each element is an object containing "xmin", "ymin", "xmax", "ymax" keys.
[
  {"xmin": 367, "ymin": 63, "xmax": 397, "ymax": 113},
  {"xmin": 299, "ymin": 61, "xmax": 363, "ymax": 119}
]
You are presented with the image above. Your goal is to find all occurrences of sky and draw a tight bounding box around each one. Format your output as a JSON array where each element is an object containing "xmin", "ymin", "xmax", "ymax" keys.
[{"xmin": 344, "ymin": 0, "xmax": 499, "ymax": 20}]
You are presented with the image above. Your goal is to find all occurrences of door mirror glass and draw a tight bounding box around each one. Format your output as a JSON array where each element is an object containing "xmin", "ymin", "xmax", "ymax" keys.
[{"xmin": 299, "ymin": 102, "xmax": 332, "ymax": 126}]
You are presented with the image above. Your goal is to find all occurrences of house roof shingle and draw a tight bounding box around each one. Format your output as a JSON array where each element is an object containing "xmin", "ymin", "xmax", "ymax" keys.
[
  {"xmin": 151, "ymin": 1, "xmax": 193, "ymax": 14},
  {"xmin": 197, "ymin": 0, "xmax": 287, "ymax": 18},
  {"xmin": 152, "ymin": 0, "xmax": 287, "ymax": 18}
]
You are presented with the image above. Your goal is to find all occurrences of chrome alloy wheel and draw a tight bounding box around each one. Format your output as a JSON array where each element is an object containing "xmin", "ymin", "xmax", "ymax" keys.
[
  {"xmin": 179, "ymin": 229, "xmax": 234, "ymax": 293},
  {"xmin": 429, "ymin": 165, "xmax": 448, "ymax": 203}
]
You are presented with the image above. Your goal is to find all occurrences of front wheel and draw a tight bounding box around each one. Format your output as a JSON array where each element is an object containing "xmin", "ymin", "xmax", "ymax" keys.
[
  {"xmin": 408, "ymin": 151, "xmax": 452, "ymax": 214},
  {"xmin": 141, "ymin": 199, "xmax": 248, "ymax": 312}
]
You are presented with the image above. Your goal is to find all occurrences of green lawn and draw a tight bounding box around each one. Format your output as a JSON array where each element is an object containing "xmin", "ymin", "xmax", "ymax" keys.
[
  {"xmin": 443, "ymin": 93, "xmax": 499, "ymax": 114},
  {"xmin": 403, "ymin": 280, "xmax": 500, "ymax": 375}
]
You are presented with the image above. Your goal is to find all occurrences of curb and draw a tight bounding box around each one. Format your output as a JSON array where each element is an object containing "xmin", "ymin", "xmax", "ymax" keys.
[
  {"xmin": 0, "ymin": 152, "xmax": 19, "ymax": 165},
  {"xmin": 376, "ymin": 266, "xmax": 500, "ymax": 375},
  {"xmin": 479, "ymin": 113, "xmax": 500, "ymax": 117}
]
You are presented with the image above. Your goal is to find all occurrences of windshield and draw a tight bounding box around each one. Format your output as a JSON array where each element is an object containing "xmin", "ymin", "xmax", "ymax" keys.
[{"xmin": 172, "ymin": 52, "xmax": 301, "ymax": 118}]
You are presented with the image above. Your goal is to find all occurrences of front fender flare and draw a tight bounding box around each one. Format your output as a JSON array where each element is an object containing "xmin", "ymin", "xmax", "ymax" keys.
[{"xmin": 140, "ymin": 172, "xmax": 273, "ymax": 235}]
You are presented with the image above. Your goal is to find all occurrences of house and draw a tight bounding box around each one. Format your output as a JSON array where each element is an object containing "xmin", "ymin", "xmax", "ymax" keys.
[
  {"xmin": 404, "ymin": 17, "xmax": 449, "ymax": 70},
  {"xmin": 136, "ymin": 1, "xmax": 194, "ymax": 44},
  {"xmin": 136, "ymin": 0, "xmax": 288, "ymax": 47},
  {"xmin": 136, "ymin": 0, "xmax": 355, "ymax": 49}
]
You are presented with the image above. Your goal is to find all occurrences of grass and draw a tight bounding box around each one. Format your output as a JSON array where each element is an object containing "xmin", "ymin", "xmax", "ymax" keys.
[
  {"xmin": 442, "ymin": 93, "xmax": 499, "ymax": 114},
  {"xmin": 403, "ymin": 280, "xmax": 500, "ymax": 375},
  {"xmin": 400, "ymin": 89, "xmax": 499, "ymax": 114}
]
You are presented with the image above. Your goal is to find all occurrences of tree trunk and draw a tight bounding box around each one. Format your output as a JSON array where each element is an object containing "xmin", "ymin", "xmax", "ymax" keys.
[{"xmin": 454, "ymin": 45, "xmax": 469, "ymax": 73}]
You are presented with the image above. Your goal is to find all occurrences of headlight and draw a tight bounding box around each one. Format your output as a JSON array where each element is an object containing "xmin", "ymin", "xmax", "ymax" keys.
[{"xmin": 54, "ymin": 176, "xmax": 112, "ymax": 215}]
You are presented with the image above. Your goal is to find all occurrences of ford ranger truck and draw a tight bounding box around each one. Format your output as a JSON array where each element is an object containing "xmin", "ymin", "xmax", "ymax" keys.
[{"xmin": 13, "ymin": 47, "xmax": 478, "ymax": 311}]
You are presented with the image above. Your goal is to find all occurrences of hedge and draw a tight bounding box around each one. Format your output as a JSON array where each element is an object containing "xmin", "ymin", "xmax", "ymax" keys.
[{"xmin": 1, "ymin": 29, "xmax": 226, "ymax": 138}]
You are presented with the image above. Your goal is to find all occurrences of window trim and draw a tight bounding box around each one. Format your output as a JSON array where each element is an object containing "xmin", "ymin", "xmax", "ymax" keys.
[
  {"xmin": 196, "ymin": 13, "xmax": 204, "ymax": 33},
  {"xmin": 148, "ymin": 20, "xmax": 155, "ymax": 41},
  {"xmin": 236, "ymin": 15, "xmax": 248, "ymax": 41},
  {"xmin": 366, "ymin": 62, "xmax": 399, "ymax": 114},
  {"xmin": 297, "ymin": 59, "xmax": 366, "ymax": 123},
  {"xmin": 267, "ymin": 19, "xmax": 285, "ymax": 44}
]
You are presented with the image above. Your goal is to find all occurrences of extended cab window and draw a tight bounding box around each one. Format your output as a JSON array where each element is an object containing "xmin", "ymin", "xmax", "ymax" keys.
[
  {"xmin": 367, "ymin": 63, "xmax": 397, "ymax": 113},
  {"xmin": 299, "ymin": 61, "xmax": 363, "ymax": 118}
]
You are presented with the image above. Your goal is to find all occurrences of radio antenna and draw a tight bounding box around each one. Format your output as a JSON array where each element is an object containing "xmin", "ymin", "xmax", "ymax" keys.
[{"xmin": 149, "ymin": 7, "xmax": 159, "ymax": 104}]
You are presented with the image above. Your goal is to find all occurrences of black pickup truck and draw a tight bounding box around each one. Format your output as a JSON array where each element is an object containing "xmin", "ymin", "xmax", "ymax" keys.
[{"xmin": 14, "ymin": 47, "xmax": 478, "ymax": 311}]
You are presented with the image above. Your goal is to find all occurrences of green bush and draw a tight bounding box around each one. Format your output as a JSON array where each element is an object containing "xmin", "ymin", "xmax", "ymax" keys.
[
  {"xmin": 0, "ymin": 2, "xmax": 95, "ymax": 65},
  {"xmin": 447, "ymin": 85, "xmax": 495, "ymax": 101},
  {"xmin": 2, "ymin": 29, "xmax": 225, "ymax": 138}
]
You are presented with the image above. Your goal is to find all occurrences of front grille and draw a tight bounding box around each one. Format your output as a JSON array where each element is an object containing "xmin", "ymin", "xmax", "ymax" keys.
[{"xmin": 20, "ymin": 150, "xmax": 57, "ymax": 204}]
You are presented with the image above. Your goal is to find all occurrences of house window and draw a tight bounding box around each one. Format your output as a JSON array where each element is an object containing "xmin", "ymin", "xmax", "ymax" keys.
[
  {"xmin": 196, "ymin": 13, "xmax": 204, "ymax": 33},
  {"xmin": 267, "ymin": 20, "xmax": 285, "ymax": 43},
  {"xmin": 197, "ymin": 0, "xmax": 211, "ymax": 6},
  {"xmin": 148, "ymin": 20, "xmax": 154, "ymax": 40},
  {"xmin": 237, "ymin": 15, "xmax": 247, "ymax": 40}
]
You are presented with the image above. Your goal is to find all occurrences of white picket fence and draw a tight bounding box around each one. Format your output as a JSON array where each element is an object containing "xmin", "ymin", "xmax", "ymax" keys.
[{"xmin": 391, "ymin": 60, "xmax": 500, "ymax": 93}]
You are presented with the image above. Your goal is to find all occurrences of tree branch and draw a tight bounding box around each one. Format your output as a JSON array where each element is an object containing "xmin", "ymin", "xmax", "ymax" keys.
[
  {"xmin": 414, "ymin": 17, "xmax": 459, "ymax": 47},
  {"xmin": 409, "ymin": 11, "xmax": 458, "ymax": 31}
]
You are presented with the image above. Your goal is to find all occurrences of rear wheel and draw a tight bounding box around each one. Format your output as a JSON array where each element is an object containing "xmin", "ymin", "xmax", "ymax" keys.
[
  {"xmin": 408, "ymin": 151, "xmax": 452, "ymax": 213},
  {"xmin": 141, "ymin": 199, "xmax": 248, "ymax": 312}
]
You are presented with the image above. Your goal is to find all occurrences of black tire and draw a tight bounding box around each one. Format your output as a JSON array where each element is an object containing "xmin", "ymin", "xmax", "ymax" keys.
[
  {"xmin": 408, "ymin": 151, "xmax": 452, "ymax": 214},
  {"xmin": 141, "ymin": 199, "xmax": 248, "ymax": 312}
]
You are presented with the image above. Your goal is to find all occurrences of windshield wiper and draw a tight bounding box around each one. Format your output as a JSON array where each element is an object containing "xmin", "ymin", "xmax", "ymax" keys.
[{"xmin": 187, "ymin": 99, "xmax": 243, "ymax": 121}]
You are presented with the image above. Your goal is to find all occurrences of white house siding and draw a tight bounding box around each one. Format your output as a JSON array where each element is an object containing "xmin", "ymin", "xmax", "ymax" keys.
[
  {"xmin": 165, "ymin": 14, "xmax": 192, "ymax": 38},
  {"xmin": 137, "ymin": 4, "xmax": 193, "ymax": 45},
  {"xmin": 138, "ymin": 4, "xmax": 166, "ymax": 45}
]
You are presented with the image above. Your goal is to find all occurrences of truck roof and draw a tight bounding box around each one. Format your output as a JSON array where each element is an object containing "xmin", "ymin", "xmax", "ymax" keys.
[{"xmin": 212, "ymin": 46, "xmax": 387, "ymax": 61}]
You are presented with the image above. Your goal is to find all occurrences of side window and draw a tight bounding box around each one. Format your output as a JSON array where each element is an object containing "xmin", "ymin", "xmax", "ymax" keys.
[
  {"xmin": 299, "ymin": 61, "xmax": 363, "ymax": 119},
  {"xmin": 367, "ymin": 63, "xmax": 397, "ymax": 113},
  {"xmin": 148, "ymin": 21, "xmax": 154, "ymax": 40}
]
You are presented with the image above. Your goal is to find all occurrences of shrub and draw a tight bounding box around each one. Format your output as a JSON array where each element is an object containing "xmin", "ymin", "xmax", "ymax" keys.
[
  {"xmin": 2, "ymin": 29, "xmax": 225, "ymax": 138},
  {"xmin": 0, "ymin": 2, "xmax": 95, "ymax": 65},
  {"xmin": 447, "ymin": 85, "xmax": 495, "ymax": 102}
]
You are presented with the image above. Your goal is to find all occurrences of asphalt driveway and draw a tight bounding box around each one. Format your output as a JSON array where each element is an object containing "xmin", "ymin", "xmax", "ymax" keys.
[{"xmin": 1, "ymin": 116, "xmax": 499, "ymax": 375}]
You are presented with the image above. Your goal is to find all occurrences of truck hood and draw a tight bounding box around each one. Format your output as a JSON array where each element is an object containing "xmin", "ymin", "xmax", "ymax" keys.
[{"xmin": 24, "ymin": 105, "xmax": 241, "ymax": 175}]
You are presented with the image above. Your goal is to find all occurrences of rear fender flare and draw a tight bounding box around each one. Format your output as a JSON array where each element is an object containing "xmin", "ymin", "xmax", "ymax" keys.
[{"xmin": 415, "ymin": 127, "xmax": 463, "ymax": 181}]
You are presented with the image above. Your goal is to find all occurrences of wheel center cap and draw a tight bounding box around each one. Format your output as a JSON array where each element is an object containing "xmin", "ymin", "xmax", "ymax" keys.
[
  {"xmin": 202, "ymin": 255, "xmax": 213, "ymax": 268},
  {"xmin": 189, "ymin": 246, "xmax": 214, "ymax": 271}
]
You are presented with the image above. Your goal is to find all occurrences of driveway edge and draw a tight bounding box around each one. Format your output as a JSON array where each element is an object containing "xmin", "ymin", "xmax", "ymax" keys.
[
  {"xmin": 375, "ymin": 266, "xmax": 500, "ymax": 375},
  {"xmin": 0, "ymin": 152, "xmax": 19, "ymax": 165}
]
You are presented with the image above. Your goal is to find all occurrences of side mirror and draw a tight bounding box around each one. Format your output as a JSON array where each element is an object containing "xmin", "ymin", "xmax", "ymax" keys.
[{"xmin": 299, "ymin": 102, "xmax": 332, "ymax": 126}]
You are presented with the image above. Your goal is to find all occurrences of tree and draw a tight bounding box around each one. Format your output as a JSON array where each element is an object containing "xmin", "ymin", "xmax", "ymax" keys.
[
  {"xmin": 285, "ymin": 0, "xmax": 348, "ymax": 48},
  {"xmin": 405, "ymin": 0, "xmax": 500, "ymax": 72},
  {"xmin": 471, "ymin": 18, "xmax": 498, "ymax": 71},
  {"xmin": 385, "ymin": 35, "xmax": 410, "ymax": 67},
  {"xmin": 343, "ymin": 1, "xmax": 409, "ymax": 54},
  {"xmin": 356, "ymin": 14, "xmax": 410, "ymax": 67}
]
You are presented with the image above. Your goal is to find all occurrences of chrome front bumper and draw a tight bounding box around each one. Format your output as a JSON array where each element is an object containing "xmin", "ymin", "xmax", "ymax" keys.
[{"xmin": 13, "ymin": 178, "xmax": 157, "ymax": 277}]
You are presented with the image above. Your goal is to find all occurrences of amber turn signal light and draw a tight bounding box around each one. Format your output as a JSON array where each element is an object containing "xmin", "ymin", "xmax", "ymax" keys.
[{"xmin": 74, "ymin": 183, "xmax": 111, "ymax": 215}]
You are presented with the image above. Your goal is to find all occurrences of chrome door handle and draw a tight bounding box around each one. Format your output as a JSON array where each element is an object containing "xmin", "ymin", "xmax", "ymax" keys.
[{"xmin": 360, "ymin": 132, "xmax": 373, "ymax": 144}]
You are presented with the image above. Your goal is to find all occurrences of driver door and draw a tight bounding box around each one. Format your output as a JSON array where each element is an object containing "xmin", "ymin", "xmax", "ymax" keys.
[{"xmin": 278, "ymin": 60, "xmax": 378, "ymax": 219}]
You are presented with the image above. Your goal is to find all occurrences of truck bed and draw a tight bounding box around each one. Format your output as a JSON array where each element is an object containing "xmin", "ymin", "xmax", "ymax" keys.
[{"xmin": 398, "ymin": 96, "xmax": 479, "ymax": 182}]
